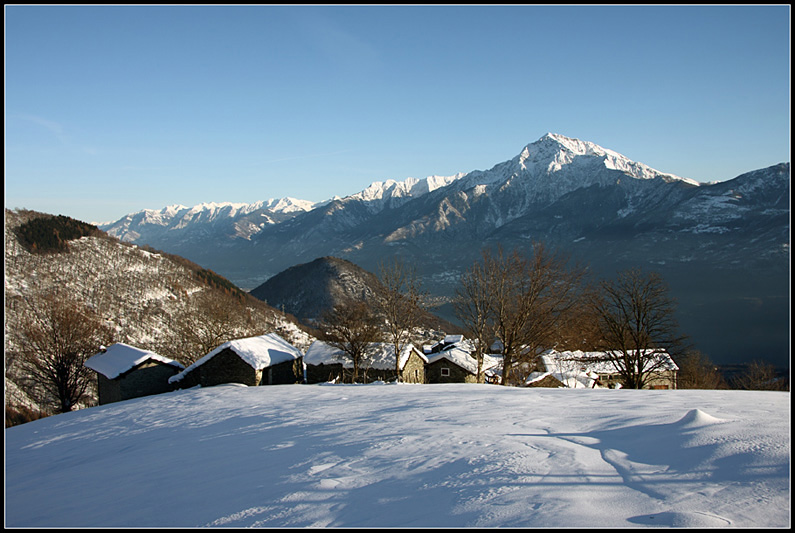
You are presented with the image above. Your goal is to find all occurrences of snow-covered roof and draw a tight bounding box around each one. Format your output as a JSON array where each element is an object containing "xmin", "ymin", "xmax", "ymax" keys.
[
  {"xmin": 305, "ymin": 341, "xmax": 427, "ymax": 371},
  {"xmin": 443, "ymin": 334, "xmax": 464, "ymax": 345},
  {"xmin": 426, "ymin": 335, "xmax": 475, "ymax": 354},
  {"xmin": 525, "ymin": 370, "xmax": 601, "ymax": 389},
  {"xmin": 84, "ymin": 343, "xmax": 183, "ymax": 380},
  {"xmin": 170, "ymin": 333, "xmax": 302, "ymax": 382},
  {"xmin": 425, "ymin": 345, "xmax": 501, "ymax": 375},
  {"xmin": 538, "ymin": 349, "xmax": 678, "ymax": 382}
]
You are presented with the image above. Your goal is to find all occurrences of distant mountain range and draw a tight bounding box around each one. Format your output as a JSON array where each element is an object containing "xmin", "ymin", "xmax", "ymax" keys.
[{"xmin": 100, "ymin": 133, "xmax": 790, "ymax": 367}]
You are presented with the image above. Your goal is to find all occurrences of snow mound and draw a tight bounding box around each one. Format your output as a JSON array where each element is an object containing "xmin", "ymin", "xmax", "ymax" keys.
[
  {"xmin": 675, "ymin": 408, "xmax": 727, "ymax": 428},
  {"xmin": 630, "ymin": 510, "xmax": 733, "ymax": 527}
]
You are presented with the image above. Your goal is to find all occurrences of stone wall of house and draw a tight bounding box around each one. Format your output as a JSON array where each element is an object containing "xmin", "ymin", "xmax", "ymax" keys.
[
  {"xmin": 96, "ymin": 374, "xmax": 122, "ymax": 405},
  {"xmin": 118, "ymin": 361, "xmax": 180, "ymax": 400},
  {"xmin": 426, "ymin": 360, "xmax": 477, "ymax": 384},
  {"xmin": 260, "ymin": 358, "xmax": 304, "ymax": 385},
  {"xmin": 597, "ymin": 370, "xmax": 678, "ymax": 389},
  {"xmin": 400, "ymin": 353, "xmax": 426, "ymax": 384},
  {"xmin": 645, "ymin": 370, "xmax": 678, "ymax": 390},
  {"xmin": 173, "ymin": 366, "xmax": 201, "ymax": 390},
  {"xmin": 360, "ymin": 366, "xmax": 396, "ymax": 383},
  {"xmin": 305, "ymin": 363, "xmax": 398, "ymax": 384},
  {"xmin": 200, "ymin": 348, "xmax": 260, "ymax": 387},
  {"xmin": 305, "ymin": 363, "xmax": 345, "ymax": 384},
  {"xmin": 96, "ymin": 360, "xmax": 181, "ymax": 405}
]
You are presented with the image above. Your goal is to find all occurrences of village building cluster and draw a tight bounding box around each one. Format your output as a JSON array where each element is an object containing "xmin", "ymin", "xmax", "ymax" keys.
[{"xmin": 84, "ymin": 333, "xmax": 679, "ymax": 406}]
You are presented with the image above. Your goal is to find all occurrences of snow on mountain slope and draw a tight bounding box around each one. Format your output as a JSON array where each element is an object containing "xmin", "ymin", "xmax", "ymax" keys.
[
  {"xmin": 350, "ymin": 173, "xmax": 466, "ymax": 204},
  {"xmin": 453, "ymin": 133, "xmax": 699, "ymax": 205},
  {"xmin": 101, "ymin": 133, "xmax": 695, "ymax": 244},
  {"xmin": 102, "ymin": 197, "xmax": 320, "ymax": 243},
  {"xmin": 530, "ymin": 133, "xmax": 698, "ymax": 184},
  {"xmin": 4, "ymin": 208, "xmax": 316, "ymax": 412}
]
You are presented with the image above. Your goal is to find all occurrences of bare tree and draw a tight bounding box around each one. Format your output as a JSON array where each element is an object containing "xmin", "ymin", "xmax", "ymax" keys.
[
  {"xmin": 15, "ymin": 291, "xmax": 113, "ymax": 413},
  {"xmin": 676, "ymin": 351, "xmax": 728, "ymax": 389},
  {"xmin": 548, "ymin": 282, "xmax": 603, "ymax": 352},
  {"xmin": 321, "ymin": 299, "xmax": 382, "ymax": 383},
  {"xmin": 454, "ymin": 259, "xmax": 493, "ymax": 383},
  {"xmin": 377, "ymin": 257, "xmax": 426, "ymax": 382},
  {"xmin": 166, "ymin": 290, "xmax": 265, "ymax": 365},
  {"xmin": 592, "ymin": 268, "xmax": 687, "ymax": 389},
  {"xmin": 483, "ymin": 244, "xmax": 586, "ymax": 385},
  {"xmin": 731, "ymin": 360, "xmax": 787, "ymax": 391}
]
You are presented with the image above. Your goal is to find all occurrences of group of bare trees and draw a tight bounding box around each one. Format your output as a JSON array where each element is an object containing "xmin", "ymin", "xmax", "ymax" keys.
[
  {"xmin": 315, "ymin": 243, "xmax": 692, "ymax": 389},
  {"xmin": 320, "ymin": 299, "xmax": 382, "ymax": 383},
  {"xmin": 160, "ymin": 290, "xmax": 271, "ymax": 366},
  {"xmin": 377, "ymin": 258, "xmax": 427, "ymax": 381},
  {"xmin": 452, "ymin": 243, "xmax": 692, "ymax": 388}
]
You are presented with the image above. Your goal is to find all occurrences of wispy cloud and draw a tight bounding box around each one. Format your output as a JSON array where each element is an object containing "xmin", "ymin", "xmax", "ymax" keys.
[
  {"xmin": 16, "ymin": 113, "xmax": 98, "ymax": 155},
  {"xmin": 19, "ymin": 114, "xmax": 69, "ymax": 144}
]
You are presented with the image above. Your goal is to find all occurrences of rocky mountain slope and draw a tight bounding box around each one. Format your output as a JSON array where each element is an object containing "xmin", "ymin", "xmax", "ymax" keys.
[
  {"xmin": 249, "ymin": 256, "xmax": 461, "ymax": 335},
  {"xmin": 250, "ymin": 256, "xmax": 382, "ymax": 323}
]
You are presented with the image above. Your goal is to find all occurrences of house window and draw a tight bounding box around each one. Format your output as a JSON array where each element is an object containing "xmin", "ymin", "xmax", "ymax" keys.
[{"xmin": 441, "ymin": 367, "xmax": 450, "ymax": 377}]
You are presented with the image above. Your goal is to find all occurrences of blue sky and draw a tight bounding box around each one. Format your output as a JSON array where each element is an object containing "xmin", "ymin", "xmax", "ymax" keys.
[{"xmin": 5, "ymin": 5, "xmax": 791, "ymax": 224}]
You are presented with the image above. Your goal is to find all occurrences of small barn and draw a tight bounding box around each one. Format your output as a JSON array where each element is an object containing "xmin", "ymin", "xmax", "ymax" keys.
[
  {"xmin": 84, "ymin": 343, "xmax": 185, "ymax": 405},
  {"xmin": 425, "ymin": 341, "xmax": 502, "ymax": 384},
  {"xmin": 304, "ymin": 341, "xmax": 428, "ymax": 384},
  {"xmin": 531, "ymin": 349, "xmax": 679, "ymax": 389},
  {"xmin": 169, "ymin": 333, "xmax": 304, "ymax": 389}
]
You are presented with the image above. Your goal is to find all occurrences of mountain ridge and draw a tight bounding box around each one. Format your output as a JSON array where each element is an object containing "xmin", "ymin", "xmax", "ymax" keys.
[
  {"xmin": 94, "ymin": 134, "xmax": 789, "ymax": 367},
  {"xmin": 100, "ymin": 133, "xmax": 702, "ymax": 242}
]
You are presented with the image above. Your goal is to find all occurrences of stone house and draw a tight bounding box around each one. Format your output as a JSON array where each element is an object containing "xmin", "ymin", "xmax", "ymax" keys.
[
  {"xmin": 84, "ymin": 343, "xmax": 184, "ymax": 405},
  {"xmin": 528, "ymin": 349, "xmax": 679, "ymax": 389},
  {"xmin": 397, "ymin": 344, "xmax": 428, "ymax": 384},
  {"xmin": 424, "ymin": 341, "xmax": 502, "ymax": 384},
  {"xmin": 169, "ymin": 333, "xmax": 304, "ymax": 389},
  {"xmin": 304, "ymin": 341, "xmax": 428, "ymax": 384}
]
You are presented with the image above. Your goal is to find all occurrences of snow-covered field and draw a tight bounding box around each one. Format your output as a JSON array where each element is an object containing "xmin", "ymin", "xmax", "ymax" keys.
[{"xmin": 5, "ymin": 384, "xmax": 790, "ymax": 528}]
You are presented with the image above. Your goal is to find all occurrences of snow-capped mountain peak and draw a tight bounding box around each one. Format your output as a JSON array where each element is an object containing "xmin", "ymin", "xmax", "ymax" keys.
[
  {"xmin": 262, "ymin": 197, "xmax": 319, "ymax": 213},
  {"xmin": 517, "ymin": 133, "xmax": 699, "ymax": 185}
]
